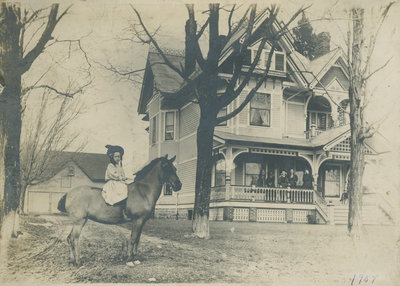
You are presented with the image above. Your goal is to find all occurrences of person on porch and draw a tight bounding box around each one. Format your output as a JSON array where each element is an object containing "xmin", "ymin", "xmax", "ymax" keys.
[
  {"xmin": 257, "ymin": 169, "xmax": 267, "ymax": 187},
  {"xmin": 288, "ymin": 169, "xmax": 298, "ymax": 188},
  {"xmin": 102, "ymin": 145, "xmax": 128, "ymax": 206},
  {"xmin": 266, "ymin": 171, "xmax": 275, "ymax": 187},
  {"xmin": 278, "ymin": 170, "xmax": 289, "ymax": 188},
  {"xmin": 302, "ymin": 169, "xmax": 314, "ymax": 189}
]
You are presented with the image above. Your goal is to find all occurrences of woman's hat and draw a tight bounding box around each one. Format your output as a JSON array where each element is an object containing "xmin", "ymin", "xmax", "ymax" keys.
[{"xmin": 105, "ymin": 145, "xmax": 124, "ymax": 157}]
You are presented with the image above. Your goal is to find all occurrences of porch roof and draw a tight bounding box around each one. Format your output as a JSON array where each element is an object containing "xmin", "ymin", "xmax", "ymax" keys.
[
  {"xmin": 214, "ymin": 125, "xmax": 391, "ymax": 155},
  {"xmin": 214, "ymin": 125, "xmax": 351, "ymax": 150}
]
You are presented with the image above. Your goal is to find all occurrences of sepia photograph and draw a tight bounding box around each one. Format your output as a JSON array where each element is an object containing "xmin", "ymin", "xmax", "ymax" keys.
[{"xmin": 0, "ymin": 0, "xmax": 399, "ymax": 285}]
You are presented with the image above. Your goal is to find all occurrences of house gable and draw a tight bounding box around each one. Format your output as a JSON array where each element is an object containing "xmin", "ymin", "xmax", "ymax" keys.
[{"xmin": 317, "ymin": 66, "xmax": 349, "ymax": 91}]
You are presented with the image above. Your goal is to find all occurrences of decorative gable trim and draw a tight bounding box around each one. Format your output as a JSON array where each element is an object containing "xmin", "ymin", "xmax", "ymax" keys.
[
  {"xmin": 326, "ymin": 77, "xmax": 346, "ymax": 91},
  {"xmin": 324, "ymin": 133, "xmax": 376, "ymax": 155},
  {"xmin": 310, "ymin": 49, "xmax": 348, "ymax": 89}
]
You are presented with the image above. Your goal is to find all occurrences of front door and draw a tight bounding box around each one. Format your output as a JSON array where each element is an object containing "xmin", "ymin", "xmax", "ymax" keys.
[{"xmin": 323, "ymin": 165, "xmax": 341, "ymax": 198}]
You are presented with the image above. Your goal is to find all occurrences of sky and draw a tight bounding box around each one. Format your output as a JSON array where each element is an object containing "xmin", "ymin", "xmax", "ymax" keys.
[{"xmin": 19, "ymin": 0, "xmax": 400, "ymax": 176}]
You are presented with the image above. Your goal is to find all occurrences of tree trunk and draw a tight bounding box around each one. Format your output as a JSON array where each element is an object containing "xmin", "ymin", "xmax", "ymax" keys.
[
  {"xmin": 192, "ymin": 115, "xmax": 216, "ymax": 239},
  {"xmin": 0, "ymin": 3, "xmax": 23, "ymax": 240},
  {"xmin": 347, "ymin": 8, "xmax": 365, "ymax": 239}
]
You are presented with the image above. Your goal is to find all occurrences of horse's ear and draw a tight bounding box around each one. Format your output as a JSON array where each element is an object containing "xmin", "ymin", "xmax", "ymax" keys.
[
  {"xmin": 169, "ymin": 155, "xmax": 176, "ymax": 163},
  {"xmin": 163, "ymin": 154, "xmax": 168, "ymax": 159}
]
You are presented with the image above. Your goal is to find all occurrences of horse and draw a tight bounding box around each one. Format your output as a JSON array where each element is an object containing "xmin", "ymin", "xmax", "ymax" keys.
[{"xmin": 57, "ymin": 155, "xmax": 181, "ymax": 267}]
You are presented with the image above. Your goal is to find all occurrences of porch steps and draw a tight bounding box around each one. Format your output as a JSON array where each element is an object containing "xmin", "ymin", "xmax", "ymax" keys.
[{"xmin": 333, "ymin": 205, "xmax": 393, "ymax": 225}]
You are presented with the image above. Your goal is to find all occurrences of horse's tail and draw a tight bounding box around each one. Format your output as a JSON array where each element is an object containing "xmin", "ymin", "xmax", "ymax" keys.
[{"xmin": 57, "ymin": 194, "xmax": 67, "ymax": 213}]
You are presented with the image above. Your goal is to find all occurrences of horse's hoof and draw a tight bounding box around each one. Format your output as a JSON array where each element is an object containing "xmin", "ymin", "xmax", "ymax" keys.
[
  {"xmin": 134, "ymin": 260, "xmax": 141, "ymax": 265},
  {"xmin": 126, "ymin": 261, "xmax": 135, "ymax": 267}
]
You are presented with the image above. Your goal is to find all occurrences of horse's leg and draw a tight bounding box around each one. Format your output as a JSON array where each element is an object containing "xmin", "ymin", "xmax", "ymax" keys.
[
  {"xmin": 127, "ymin": 217, "xmax": 144, "ymax": 263},
  {"xmin": 70, "ymin": 218, "xmax": 88, "ymax": 267},
  {"xmin": 133, "ymin": 218, "xmax": 147, "ymax": 259},
  {"xmin": 67, "ymin": 228, "xmax": 75, "ymax": 264}
]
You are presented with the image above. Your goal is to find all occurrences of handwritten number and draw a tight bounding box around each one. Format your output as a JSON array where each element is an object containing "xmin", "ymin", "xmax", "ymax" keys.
[
  {"xmin": 351, "ymin": 274, "xmax": 377, "ymax": 285},
  {"xmin": 372, "ymin": 275, "xmax": 378, "ymax": 284},
  {"xmin": 364, "ymin": 275, "xmax": 368, "ymax": 283}
]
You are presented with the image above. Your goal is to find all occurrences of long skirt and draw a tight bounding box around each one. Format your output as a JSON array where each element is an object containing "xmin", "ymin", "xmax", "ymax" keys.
[{"xmin": 102, "ymin": 180, "xmax": 128, "ymax": 205}]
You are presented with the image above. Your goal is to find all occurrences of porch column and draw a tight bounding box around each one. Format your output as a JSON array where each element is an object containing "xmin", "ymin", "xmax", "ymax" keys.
[
  {"xmin": 313, "ymin": 173, "xmax": 319, "ymax": 191},
  {"xmin": 225, "ymin": 146, "xmax": 233, "ymax": 200}
]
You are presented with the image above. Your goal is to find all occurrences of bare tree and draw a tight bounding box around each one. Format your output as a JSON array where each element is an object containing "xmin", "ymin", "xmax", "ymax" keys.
[
  {"xmin": 19, "ymin": 89, "xmax": 86, "ymax": 215},
  {"xmin": 131, "ymin": 4, "xmax": 307, "ymax": 238},
  {"xmin": 0, "ymin": 2, "xmax": 91, "ymax": 248},
  {"xmin": 346, "ymin": 4, "xmax": 394, "ymax": 239}
]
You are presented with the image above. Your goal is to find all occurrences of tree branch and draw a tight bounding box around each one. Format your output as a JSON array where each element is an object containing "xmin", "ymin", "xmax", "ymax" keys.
[
  {"xmin": 20, "ymin": 4, "xmax": 60, "ymax": 74},
  {"xmin": 227, "ymin": 5, "xmax": 236, "ymax": 37},
  {"xmin": 130, "ymin": 5, "xmax": 189, "ymax": 82},
  {"xmin": 363, "ymin": 57, "xmax": 391, "ymax": 82}
]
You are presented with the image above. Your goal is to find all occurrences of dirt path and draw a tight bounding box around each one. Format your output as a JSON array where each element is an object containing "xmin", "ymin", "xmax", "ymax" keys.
[{"xmin": 1, "ymin": 215, "xmax": 399, "ymax": 285}]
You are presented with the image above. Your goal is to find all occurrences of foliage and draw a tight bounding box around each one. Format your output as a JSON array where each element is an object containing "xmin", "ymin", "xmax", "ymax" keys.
[{"xmin": 293, "ymin": 12, "xmax": 331, "ymax": 60}]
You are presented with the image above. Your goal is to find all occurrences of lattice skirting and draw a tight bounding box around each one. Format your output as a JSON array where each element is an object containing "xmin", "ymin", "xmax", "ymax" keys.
[
  {"xmin": 293, "ymin": 210, "xmax": 309, "ymax": 223},
  {"xmin": 256, "ymin": 209, "xmax": 286, "ymax": 222},
  {"xmin": 233, "ymin": 208, "xmax": 250, "ymax": 221}
]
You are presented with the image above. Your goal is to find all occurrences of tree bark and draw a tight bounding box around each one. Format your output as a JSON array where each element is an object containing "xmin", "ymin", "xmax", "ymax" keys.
[
  {"xmin": 347, "ymin": 8, "xmax": 365, "ymax": 239},
  {"xmin": 0, "ymin": 3, "xmax": 23, "ymax": 239},
  {"xmin": 192, "ymin": 115, "xmax": 216, "ymax": 239}
]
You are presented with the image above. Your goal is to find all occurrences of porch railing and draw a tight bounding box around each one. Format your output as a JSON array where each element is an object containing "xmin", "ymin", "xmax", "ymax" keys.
[
  {"xmin": 230, "ymin": 186, "xmax": 314, "ymax": 204},
  {"xmin": 210, "ymin": 185, "xmax": 227, "ymax": 201},
  {"xmin": 313, "ymin": 190, "xmax": 329, "ymax": 222}
]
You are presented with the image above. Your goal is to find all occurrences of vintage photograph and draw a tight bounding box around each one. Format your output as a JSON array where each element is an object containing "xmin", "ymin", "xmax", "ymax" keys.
[{"xmin": 0, "ymin": 0, "xmax": 399, "ymax": 285}]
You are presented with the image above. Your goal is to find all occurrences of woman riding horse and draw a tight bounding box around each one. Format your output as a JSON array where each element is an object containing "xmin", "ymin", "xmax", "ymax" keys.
[{"xmin": 57, "ymin": 155, "xmax": 181, "ymax": 267}]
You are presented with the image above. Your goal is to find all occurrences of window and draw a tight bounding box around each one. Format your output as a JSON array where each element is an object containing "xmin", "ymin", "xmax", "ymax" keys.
[
  {"xmin": 308, "ymin": 111, "xmax": 333, "ymax": 130},
  {"xmin": 214, "ymin": 159, "xmax": 226, "ymax": 186},
  {"xmin": 275, "ymin": 53, "xmax": 285, "ymax": 71},
  {"xmin": 164, "ymin": 183, "xmax": 173, "ymax": 195},
  {"xmin": 250, "ymin": 93, "xmax": 271, "ymax": 126},
  {"xmin": 251, "ymin": 49, "xmax": 286, "ymax": 72},
  {"xmin": 165, "ymin": 112, "xmax": 174, "ymax": 140},
  {"xmin": 67, "ymin": 166, "xmax": 75, "ymax": 176},
  {"xmin": 217, "ymin": 107, "xmax": 227, "ymax": 126},
  {"xmin": 151, "ymin": 116, "xmax": 157, "ymax": 144},
  {"xmin": 245, "ymin": 162, "xmax": 261, "ymax": 186},
  {"xmin": 61, "ymin": 176, "xmax": 71, "ymax": 188}
]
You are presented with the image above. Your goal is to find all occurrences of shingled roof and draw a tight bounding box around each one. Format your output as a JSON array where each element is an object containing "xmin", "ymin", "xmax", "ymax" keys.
[{"xmin": 46, "ymin": 151, "xmax": 109, "ymax": 182}]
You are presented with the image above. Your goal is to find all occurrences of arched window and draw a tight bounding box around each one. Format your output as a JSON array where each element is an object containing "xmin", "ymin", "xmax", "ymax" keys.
[{"xmin": 307, "ymin": 96, "xmax": 333, "ymax": 131}]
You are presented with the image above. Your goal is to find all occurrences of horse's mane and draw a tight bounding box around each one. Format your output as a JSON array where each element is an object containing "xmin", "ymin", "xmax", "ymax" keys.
[{"xmin": 134, "ymin": 157, "xmax": 166, "ymax": 182}]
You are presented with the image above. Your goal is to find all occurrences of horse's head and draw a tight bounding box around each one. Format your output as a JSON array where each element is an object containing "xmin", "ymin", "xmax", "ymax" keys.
[{"xmin": 161, "ymin": 155, "xmax": 182, "ymax": 192}]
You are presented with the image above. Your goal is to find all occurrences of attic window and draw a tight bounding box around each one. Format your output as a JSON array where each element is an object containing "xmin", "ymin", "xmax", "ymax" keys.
[
  {"xmin": 275, "ymin": 53, "xmax": 285, "ymax": 71},
  {"xmin": 251, "ymin": 49, "xmax": 286, "ymax": 72},
  {"xmin": 67, "ymin": 166, "xmax": 75, "ymax": 176}
]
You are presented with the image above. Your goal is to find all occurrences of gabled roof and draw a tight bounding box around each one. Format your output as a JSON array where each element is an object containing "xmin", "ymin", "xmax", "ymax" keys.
[
  {"xmin": 138, "ymin": 10, "xmax": 349, "ymax": 114},
  {"xmin": 301, "ymin": 48, "xmax": 348, "ymax": 88},
  {"xmin": 46, "ymin": 151, "xmax": 109, "ymax": 182},
  {"xmin": 148, "ymin": 52, "xmax": 186, "ymax": 94}
]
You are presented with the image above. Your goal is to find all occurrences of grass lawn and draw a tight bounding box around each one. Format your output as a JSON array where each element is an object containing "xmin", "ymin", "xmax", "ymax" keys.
[{"xmin": 1, "ymin": 215, "xmax": 398, "ymax": 285}]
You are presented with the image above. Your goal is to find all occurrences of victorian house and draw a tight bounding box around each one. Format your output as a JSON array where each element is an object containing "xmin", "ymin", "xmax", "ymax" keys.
[{"xmin": 138, "ymin": 11, "xmax": 391, "ymax": 224}]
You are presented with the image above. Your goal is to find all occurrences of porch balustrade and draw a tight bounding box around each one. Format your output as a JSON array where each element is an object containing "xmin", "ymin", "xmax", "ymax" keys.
[{"xmin": 211, "ymin": 185, "xmax": 314, "ymax": 204}]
